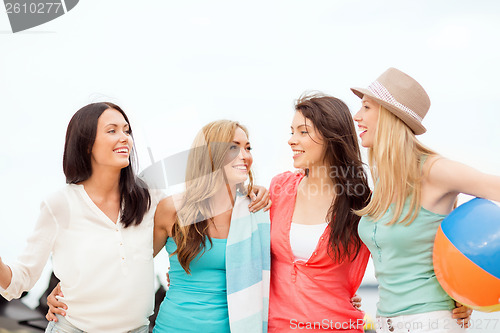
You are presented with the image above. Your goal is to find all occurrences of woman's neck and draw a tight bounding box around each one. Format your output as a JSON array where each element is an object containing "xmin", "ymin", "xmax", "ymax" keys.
[
  {"xmin": 81, "ymin": 167, "xmax": 121, "ymax": 198},
  {"xmin": 210, "ymin": 183, "xmax": 237, "ymax": 217},
  {"xmin": 305, "ymin": 165, "xmax": 334, "ymax": 189}
]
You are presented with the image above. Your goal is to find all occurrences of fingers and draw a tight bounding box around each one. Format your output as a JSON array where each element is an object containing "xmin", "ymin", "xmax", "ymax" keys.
[
  {"xmin": 350, "ymin": 294, "xmax": 362, "ymax": 310},
  {"xmin": 249, "ymin": 187, "xmax": 270, "ymax": 212},
  {"xmin": 46, "ymin": 304, "xmax": 66, "ymax": 322},
  {"xmin": 453, "ymin": 309, "xmax": 472, "ymax": 319},
  {"xmin": 48, "ymin": 291, "xmax": 66, "ymax": 308},
  {"xmin": 452, "ymin": 302, "xmax": 472, "ymax": 328},
  {"xmin": 455, "ymin": 315, "xmax": 471, "ymax": 329},
  {"xmin": 250, "ymin": 195, "xmax": 269, "ymax": 212},
  {"xmin": 452, "ymin": 309, "xmax": 469, "ymax": 319},
  {"xmin": 48, "ymin": 298, "xmax": 67, "ymax": 315},
  {"xmin": 46, "ymin": 310, "xmax": 58, "ymax": 322},
  {"xmin": 47, "ymin": 290, "xmax": 67, "ymax": 315},
  {"xmin": 351, "ymin": 294, "xmax": 362, "ymax": 303},
  {"xmin": 254, "ymin": 187, "xmax": 265, "ymax": 201},
  {"xmin": 452, "ymin": 302, "xmax": 472, "ymax": 318},
  {"xmin": 295, "ymin": 169, "xmax": 306, "ymax": 175},
  {"xmin": 455, "ymin": 318, "xmax": 471, "ymax": 329},
  {"xmin": 46, "ymin": 303, "xmax": 64, "ymax": 322},
  {"xmin": 248, "ymin": 188, "xmax": 262, "ymax": 212},
  {"xmin": 263, "ymin": 199, "xmax": 272, "ymax": 212},
  {"xmin": 45, "ymin": 282, "xmax": 67, "ymax": 322},
  {"xmin": 55, "ymin": 282, "xmax": 63, "ymax": 296}
]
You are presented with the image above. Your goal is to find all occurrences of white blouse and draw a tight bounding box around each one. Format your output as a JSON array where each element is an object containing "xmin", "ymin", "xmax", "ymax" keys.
[
  {"xmin": 0, "ymin": 184, "xmax": 163, "ymax": 332},
  {"xmin": 290, "ymin": 222, "xmax": 328, "ymax": 261}
]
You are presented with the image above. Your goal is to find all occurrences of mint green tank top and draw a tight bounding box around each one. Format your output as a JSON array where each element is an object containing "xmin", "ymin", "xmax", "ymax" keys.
[{"xmin": 358, "ymin": 199, "xmax": 455, "ymax": 317}]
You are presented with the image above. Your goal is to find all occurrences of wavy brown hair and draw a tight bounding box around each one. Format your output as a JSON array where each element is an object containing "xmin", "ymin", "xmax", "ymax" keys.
[
  {"xmin": 172, "ymin": 120, "xmax": 254, "ymax": 274},
  {"xmin": 295, "ymin": 93, "xmax": 370, "ymax": 263}
]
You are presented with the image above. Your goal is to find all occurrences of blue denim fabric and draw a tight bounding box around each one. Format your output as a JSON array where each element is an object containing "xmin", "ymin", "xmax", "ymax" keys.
[
  {"xmin": 45, "ymin": 315, "xmax": 85, "ymax": 333},
  {"xmin": 45, "ymin": 315, "xmax": 149, "ymax": 333}
]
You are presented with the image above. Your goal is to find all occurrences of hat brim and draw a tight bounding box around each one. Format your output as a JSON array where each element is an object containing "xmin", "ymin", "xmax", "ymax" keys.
[{"xmin": 351, "ymin": 87, "xmax": 426, "ymax": 135}]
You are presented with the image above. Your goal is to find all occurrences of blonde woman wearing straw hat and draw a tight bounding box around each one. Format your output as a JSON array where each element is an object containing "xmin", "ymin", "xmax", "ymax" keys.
[{"xmin": 352, "ymin": 67, "xmax": 500, "ymax": 333}]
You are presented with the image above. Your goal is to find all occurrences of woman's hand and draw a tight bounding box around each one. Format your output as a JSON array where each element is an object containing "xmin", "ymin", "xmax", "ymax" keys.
[
  {"xmin": 46, "ymin": 283, "xmax": 67, "ymax": 322},
  {"xmin": 351, "ymin": 293, "xmax": 362, "ymax": 310},
  {"xmin": 452, "ymin": 301, "xmax": 472, "ymax": 328},
  {"xmin": 249, "ymin": 185, "xmax": 271, "ymax": 212},
  {"xmin": 0, "ymin": 257, "xmax": 13, "ymax": 290},
  {"xmin": 295, "ymin": 169, "xmax": 306, "ymax": 176}
]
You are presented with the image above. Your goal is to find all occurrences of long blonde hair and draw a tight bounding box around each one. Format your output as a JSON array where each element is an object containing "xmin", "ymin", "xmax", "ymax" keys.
[
  {"xmin": 172, "ymin": 120, "xmax": 254, "ymax": 273},
  {"xmin": 355, "ymin": 106, "xmax": 437, "ymax": 225}
]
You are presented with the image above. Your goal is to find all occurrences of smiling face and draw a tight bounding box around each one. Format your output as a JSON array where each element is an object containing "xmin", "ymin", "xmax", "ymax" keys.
[
  {"xmin": 288, "ymin": 111, "xmax": 325, "ymax": 169},
  {"xmin": 90, "ymin": 108, "xmax": 133, "ymax": 171},
  {"xmin": 223, "ymin": 126, "xmax": 253, "ymax": 185},
  {"xmin": 353, "ymin": 96, "xmax": 380, "ymax": 148}
]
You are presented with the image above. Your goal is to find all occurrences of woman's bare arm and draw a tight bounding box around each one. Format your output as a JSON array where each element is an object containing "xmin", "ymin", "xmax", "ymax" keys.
[{"xmin": 153, "ymin": 196, "xmax": 178, "ymax": 257}]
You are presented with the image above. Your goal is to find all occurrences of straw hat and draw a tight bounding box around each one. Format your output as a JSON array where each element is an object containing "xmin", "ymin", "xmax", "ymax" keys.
[{"xmin": 351, "ymin": 67, "xmax": 430, "ymax": 135}]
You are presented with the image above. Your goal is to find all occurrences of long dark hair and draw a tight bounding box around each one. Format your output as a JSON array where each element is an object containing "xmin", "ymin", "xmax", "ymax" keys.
[
  {"xmin": 63, "ymin": 102, "xmax": 151, "ymax": 227},
  {"xmin": 295, "ymin": 93, "xmax": 370, "ymax": 263}
]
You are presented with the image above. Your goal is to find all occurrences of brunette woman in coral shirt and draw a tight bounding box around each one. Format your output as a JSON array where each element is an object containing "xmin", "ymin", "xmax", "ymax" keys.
[{"xmin": 268, "ymin": 94, "xmax": 371, "ymax": 332}]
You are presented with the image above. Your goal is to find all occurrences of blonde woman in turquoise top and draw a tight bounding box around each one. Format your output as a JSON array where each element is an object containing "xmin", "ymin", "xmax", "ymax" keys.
[
  {"xmin": 351, "ymin": 68, "xmax": 500, "ymax": 333},
  {"xmin": 152, "ymin": 120, "xmax": 270, "ymax": 333}
]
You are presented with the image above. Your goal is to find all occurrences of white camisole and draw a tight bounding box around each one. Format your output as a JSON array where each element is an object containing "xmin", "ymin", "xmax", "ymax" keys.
[{"xmin": 290, "ymin": 222, "xmax": 328, "ymax": 261}]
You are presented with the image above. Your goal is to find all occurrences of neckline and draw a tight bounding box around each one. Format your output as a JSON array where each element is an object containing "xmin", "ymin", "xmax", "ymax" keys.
[
  {"xmin": 167, "ymin": 236, "xmax": 228, "ymax": 243},
  {"xmin": 291, "ymin": 222, "xmax": 328, "ymax": 227},
  {"xmin": 420, "ymin": 205, "xmax": 447, "ymax": 217},
  {"xmin": 209, "ymin": 237, "xmax": 228, "ymax": 241},
  {"xmin": 387, "ymin": 199, "xmax": 447, "ymax": 218},
  {"xmin": 167, "ymin": 193, "xmax": 250, "ymax": 244},
  {"xmin": 71, "ymin": 183, "xmax": 121, "ymax": 225},
  {"xmin": 286, "ymin": 173, "xmax": 329, "ymax": 263}
]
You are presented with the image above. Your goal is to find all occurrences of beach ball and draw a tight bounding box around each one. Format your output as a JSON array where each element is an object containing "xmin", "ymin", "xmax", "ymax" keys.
[{"xmin": 433, "ymin": 198, "xmax": 500, "ymax": 312}]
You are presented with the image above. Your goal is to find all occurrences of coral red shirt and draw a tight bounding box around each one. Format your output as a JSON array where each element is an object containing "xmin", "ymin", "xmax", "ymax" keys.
[{"xmin": 269, "ymin": 172, "xmax": 369, "ymax": 332}]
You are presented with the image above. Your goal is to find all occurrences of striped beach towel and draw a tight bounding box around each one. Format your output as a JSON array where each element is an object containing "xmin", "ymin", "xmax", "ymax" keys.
[{"xmin": 226, "ymin": 193, "xmax": 271, "ymax": 333}]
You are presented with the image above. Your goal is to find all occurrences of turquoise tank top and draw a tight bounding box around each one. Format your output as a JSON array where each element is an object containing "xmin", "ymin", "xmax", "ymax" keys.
[
  {"xmin": 153, "ymin": 237, "xmax": 230, "ymax": 333},
  {"xmin": 358, "ymin": 199, "xmax": 455, "ymax": 317}
]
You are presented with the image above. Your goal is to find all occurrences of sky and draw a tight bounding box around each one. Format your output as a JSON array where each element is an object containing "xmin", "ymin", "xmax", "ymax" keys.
[{"xmin": 1, "ymin": 0, "xmax": 499, "ymax": 312}]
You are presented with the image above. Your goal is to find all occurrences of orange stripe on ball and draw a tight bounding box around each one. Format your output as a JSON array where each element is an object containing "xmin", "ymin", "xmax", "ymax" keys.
[{"xmin": 434, "ymin": 226, "xmax": 500, "ymax": 312}]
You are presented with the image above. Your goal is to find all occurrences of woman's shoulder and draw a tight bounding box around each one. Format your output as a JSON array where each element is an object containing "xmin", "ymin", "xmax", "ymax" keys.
[
  {"xmin": 35, "ymin": 185, "xmax": 81, "ymax": 224},
  {"xmin": 269, "ymin": 171, "xmax": 302, "ymax": 204},
  {"xmin": 149, "ymin": 189, "xmax": 168, "ymax": 206},
  {"xmin": 270, "ymin": 171, "xmax": 301, "ymax": 188},
  {"xmin": 422, "ymin": 154, "xmax": 455, "ymax": 180},
  {"xmin": 43, "ymin": 184, "xmax": 79, "ymax": 205},
  {"xmin": 155, "ymin": 194, "xmax": 181, "ymax": 229},
  {"xmin": 157, "ymin": 195, "xmax": 179, "ymax": 215}
]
